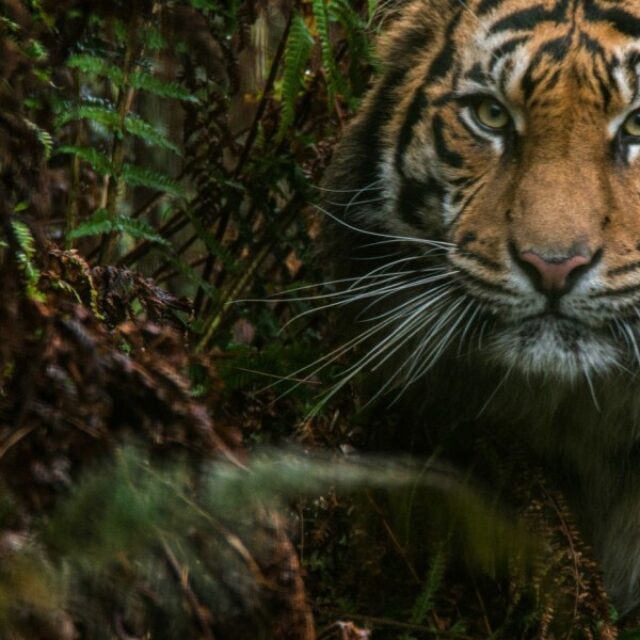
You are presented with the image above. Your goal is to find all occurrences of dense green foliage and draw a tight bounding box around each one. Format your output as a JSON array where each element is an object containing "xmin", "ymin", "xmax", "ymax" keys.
[{"xmin": 0, "ymin": 0, "xmax": 635, "ymax": 638}]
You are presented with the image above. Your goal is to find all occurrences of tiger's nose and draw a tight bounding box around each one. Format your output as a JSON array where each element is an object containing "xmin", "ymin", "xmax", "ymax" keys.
[{"xmin": 514, "ymin": 248, "xmax": 600, "ymax": 295}]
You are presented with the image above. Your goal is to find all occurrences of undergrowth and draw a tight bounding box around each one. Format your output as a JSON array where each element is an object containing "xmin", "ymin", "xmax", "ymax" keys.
[{"xmin": 0, "ymin": 0, "xmax": 632, "ymax": 638}]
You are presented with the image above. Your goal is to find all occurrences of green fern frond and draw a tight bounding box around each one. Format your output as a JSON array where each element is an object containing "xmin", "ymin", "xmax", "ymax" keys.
[
  {"xmin": 23, "ymin": 118, "xmax": 53, "ymax": 159},
  {"xmin": 130, "ymin": 70, "xmax": 197, "ymax": 102},
  {"xmin": 329, "ymin": 0, "xmax": 372, "ymax": 101},
  {"xmin": 25, "ymin": 38, "xmax": 47, "ymax": 60},
  {"xmin": 411, "ymin": 547, "xmax": 447, "ymax": 624},
  {"xmin": 330, "ymin": 0, "xmax": 365, "ymax": 32},
  {"xmin": 0, "ymin": 16, "xmax": 21, "ymax": 34},
  {"xmin": 55, "ymin": 100, "xmax": 119, "ymax": 130},
  {"xmin": 115, "ymin": 217, "xmax": 170, "ymax": 245},
  {"xmin": 11, "ymin": 221, "xmax": 44, "ymax": 302},
  {"xmin": 141, "ymin": 25, "xmax": 167, "ymax": 51},
  {"xmin": 67, "ymin": 53, "xmax": 124, "ymax": 84},
  {"xmin": 112, "ymin": 18, "xmax": 128, "ymax": 46},
  {"xmin": 57, "ymin": 145, "xmax": 112, "ymax": 175},
  {"xmin": 312, "ymin": 0, "xmax": 341, "ymax": 104},
  {"xmin": 68, "ymin": 54, "xmax": 195, "ymax": 102},
  {"xmin": 68, "ymin": 209, "xmax": 114, "ymax": 239},
  {"xmin": 277, "ymin": 13, "xmax": 313, "ymax": 140},
  {"xmin": 70, "ymin": 209, "xmax": 170, "ymax": 246},
  {"xmin": 124, "ymin": 114, "xmax": 181, "ymax": 154},
  {"xmin": 121, "ymin": 164, "xmax": 186, "ymax": 197}
]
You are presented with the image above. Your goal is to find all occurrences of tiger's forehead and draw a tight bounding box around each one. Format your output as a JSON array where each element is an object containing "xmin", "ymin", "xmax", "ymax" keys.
[
  {"xmin": 467, "ymin": 0, "xmax": 640, "ymax": 32},
  {"xmin": 454, "ymin": 0, "xmax": 640, "ymax": 111}
]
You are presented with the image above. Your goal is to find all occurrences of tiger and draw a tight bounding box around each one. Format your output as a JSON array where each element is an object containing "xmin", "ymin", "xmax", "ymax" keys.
[{"xmin": 322, "ymin": 0, "xmax": 640, "ymax": 615}]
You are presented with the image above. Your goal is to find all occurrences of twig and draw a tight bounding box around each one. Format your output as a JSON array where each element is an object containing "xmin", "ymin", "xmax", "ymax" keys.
[
  {"xmin": 316, "ymin": 608, "xmax": 475, "ymax": 639},
  {"xmin": 161, "ymin": 538, "xmax": 216, "ymax": 640},
  {"xmin": 192, "ymin": 10, "xmax": 293, "ymax": 315},
  {"xmin": 65, "ymin": 69, "xmax": 82, "ymax": 249},
  {"xmin": 365, "ymin": 490, "xmax": 421, "ymax": 584},
  {"xmin": 156, "ymin": 254, "xmax": 208, "ymax": 284},
  {"xmin": 467, "ymin": 556, "xmax": 492, "ymax": 637},
  {"xmin": 0, "ymin": 426, "xmax": 35, "ymax": 461},
  {"xmin": 114, "ymin": 211, "xmax": 189, "ymax": 267},
  {"xmin": 537, "ymin": 481, "xmax": 581, "ymax": 637},
  {"xmin": 196, "ymin": 194, "xmax": 303, "ymax": 350},
  {"xmin": 317, "ymin": 621, "xmax": 370, "ymax": 640}
]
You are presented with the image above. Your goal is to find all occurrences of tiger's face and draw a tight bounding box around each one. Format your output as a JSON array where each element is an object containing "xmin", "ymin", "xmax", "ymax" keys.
[{"xmin": 327, "ymin": 0, "xmax": 640, "ymax": 386}]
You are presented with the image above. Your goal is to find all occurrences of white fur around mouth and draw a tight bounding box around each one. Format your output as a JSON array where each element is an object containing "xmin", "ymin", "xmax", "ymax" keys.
[{"xmin": 487, "ymin": 316, "xmax": 622, "ymax": 382}]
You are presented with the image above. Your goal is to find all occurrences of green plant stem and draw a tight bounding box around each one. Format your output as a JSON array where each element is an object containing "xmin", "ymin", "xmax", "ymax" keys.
[
  {"xmin": 152, "ymin": 230, "xmax": 200, "ymax": 279},
  {"xmin": 112, "ymin": 212, "xmax": 189, "ymax": 267},
  {"xmin": 192, "ymin": 11, "xmax": 293, "ymax": 317},
  {"xmin": 64, "ymin": 69, "xmax": 85, "ymax": 248},
  {"xmin": 97, "ymin": 2, "xmax": 143, "ymax": 265},
  {"xmin": 156, "ymin": 255, "xmax": 208, "ymax": 284},
  {"xmin": 161, "ymin": 538, "xmax": 216, "ymax": 640},
  {"xmin": 196, "ymin": 194, "xmax": 303, "ymax": 351},
  {"xmin": 65, "ymin": 154, "xmax": 81, "ymax": 249}
]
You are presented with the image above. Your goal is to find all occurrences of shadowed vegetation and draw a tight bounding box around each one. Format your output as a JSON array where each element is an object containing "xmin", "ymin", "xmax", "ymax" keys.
[{"xmin": 0, "ymin": 0, "xmax": 635, "ymax": 637}]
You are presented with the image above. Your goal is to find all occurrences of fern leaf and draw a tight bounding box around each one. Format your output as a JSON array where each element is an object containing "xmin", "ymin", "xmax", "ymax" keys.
[
  {"xmin": 330, "ymin": 0, "xmax": 365, "ymax": 30},
  {"xmin": 121, "ymin": 164, "xmax": 186, "ymax": 197},
  {"xmin": 68, "ymin": 209, "xmax": 114, "ymax": 239},
  {"xmin": 11, "ymin": 221, "xmax": 44, "ymax": 302},
  {"xmin": 142, "ymin": 25, "xmax": 167, "ymax": 51},
  {"xmin": 55, "ymin": 100, "xmax": 119, "ymax": 130},
  {"xmin": 411, "ymin": 547, "xmax": 447, "ymax": 624},
  {"xmin": 68, "ymin": 54, "xmax": 195, "ymax": 102},
  {"xmin": 23, "ymin": 118, "xmax": 53, "ymax": 159},
  {"xmin": 277, "ymin": 13, "xmax": 313, "ymax": 140},
  {"xmin": 329, "ymin": 0, "xmax": 372, "ymax": 101},
  {"xmin": 130, "ymin": 71, "xmax": 197, "ymax": 102},
  {"xmin": 57, "ymin": 145, "xmax": 112, "ymax": 175},
  {"xmin": 114, "ymin": 217, "xmax": 170, "ymax": 245},
  {"xmin": 312, "ymin": 0, "xmax": 340, "ymax": 104},
  {"xmin": 124, "ymin": 114, "xmax": 181, "ymax": 155},
  {"xmin": 69, "ymin": 209, "xmax": 169, "ymax": 246},
  {"xmin": 25, "ymin": 38, "xmax": 47, "ymax": 61},
  {"xmin": 56, "ymin": 99, "xmax": 179, "ymax": 153},
  {"xmin": 0, "ymin": 16, "xmax": 21, "ymax": 34},
  {"xmin": 67, "ymin": 53, "xmax": 124, "ymax": 84}
]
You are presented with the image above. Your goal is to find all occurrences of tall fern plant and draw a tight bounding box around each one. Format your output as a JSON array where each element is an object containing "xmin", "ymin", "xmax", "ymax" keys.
[
  {"xmin": 55, "ymin": 7, "xmax": 193, "ymax": 263},
  {"xmin": 277, "ymin": 0, "xmax": 375, "ymax": 140},
  {"xmin": 48, "ymin": 0, "xmax": 375, "ymax": 345}
]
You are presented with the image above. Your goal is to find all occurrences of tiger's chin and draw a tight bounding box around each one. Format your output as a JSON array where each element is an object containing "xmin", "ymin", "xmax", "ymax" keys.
[{"xmin": 486, "ymin": 316, "xmax": 622, "ymax": 383}]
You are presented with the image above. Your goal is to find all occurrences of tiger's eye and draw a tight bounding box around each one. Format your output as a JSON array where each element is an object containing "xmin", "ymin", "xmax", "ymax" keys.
[
  {"xmin": 623, "ymin": 110, "xmax": 640, "ymax": 137},
  {"xmin": 474, "ymin": 97, "xmax": 511, "ymax": 130}
]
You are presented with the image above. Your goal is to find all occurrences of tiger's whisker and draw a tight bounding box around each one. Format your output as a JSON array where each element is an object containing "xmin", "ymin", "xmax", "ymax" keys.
[
  {"xmin": 313, "ymin": 202, "xmax": 455, "ymax": 249},
  {"xmin": 357, "ymin": 277, "xmax": 457, "ymax": 322},
  {"xmin": 311, "ymin": 179, "xmax": 383, "ymax": 194},
  {"xmin": 269, "ymin": 294, "xmax": 439, "ymax": 399},
  {"xmin": 360, "ymin": 294, "xmax": 468, "ymax": 406},
  {"xmin": 280, "ymin": 273, "xmax": 455, "ymax": 331},
  {"xmin": 312, "ymin": 295, "xmax": 454, "ymax": 411}
]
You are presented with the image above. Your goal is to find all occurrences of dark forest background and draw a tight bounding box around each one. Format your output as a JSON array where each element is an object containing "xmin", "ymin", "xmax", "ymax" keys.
[{"xmin": 0, "ymin": 0, "xmax": 635, "ymax": 638}]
